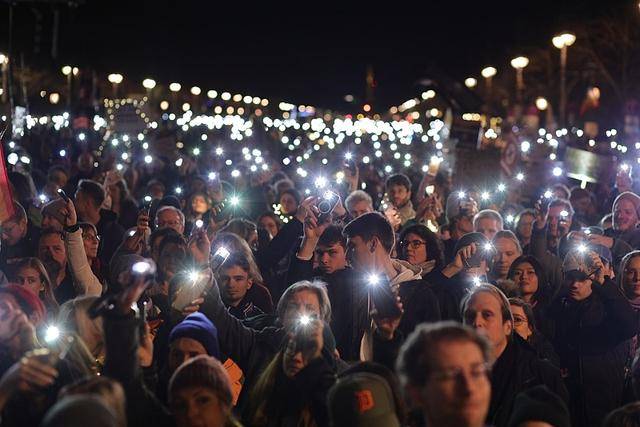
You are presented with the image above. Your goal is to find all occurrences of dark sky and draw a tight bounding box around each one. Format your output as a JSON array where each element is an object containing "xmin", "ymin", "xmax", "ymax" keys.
[{"xmin": 0, "ymin": 0, "xmax": 632, "ymax": 110}]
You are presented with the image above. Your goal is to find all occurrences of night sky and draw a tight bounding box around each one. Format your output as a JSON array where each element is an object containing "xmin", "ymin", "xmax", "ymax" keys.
[{"xmin": 0, "ymin": 0, "xmax": 632, "ymax": 110}]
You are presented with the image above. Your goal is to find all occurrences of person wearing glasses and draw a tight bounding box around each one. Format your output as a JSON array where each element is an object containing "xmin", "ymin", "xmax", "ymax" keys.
[
  {"xmin": 397, "ymin": 224, "xmax": 445, "ymax": 278},
  {"xmin": 508, "ymin": 297, "xmax": 559, "ymax": 367},
  {"xmin": 396, "ymin": 321, "xmax": 492, "ymax": 427},
  {"xmin": 462, "ymin": 283, "xmax": 567, "ymax": 427}
]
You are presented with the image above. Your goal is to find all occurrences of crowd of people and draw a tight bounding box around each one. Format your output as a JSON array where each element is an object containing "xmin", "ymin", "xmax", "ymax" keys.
[{"xmin": 1, "ymin": 107, "xmax": 640, "ymax": 427}]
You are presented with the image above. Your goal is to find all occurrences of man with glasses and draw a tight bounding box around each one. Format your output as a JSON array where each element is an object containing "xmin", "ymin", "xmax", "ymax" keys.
[
  {"xmin": 0, "ymin": 201, "xmax": 39, "ymax": 269},
  {"xmin": 155, "ymin": 205, "xmax": 185, "ymax": 235},
  {"xmin": 462, "ymin": 283, "xmax": 567, "ymax": 426},
  {"xmin": 550, "ymin": 245, "xmax": 637, "ymax": 427},
  {"xmin": 396, "ymin": 321, "xmax": 492, "ymax": 427}
]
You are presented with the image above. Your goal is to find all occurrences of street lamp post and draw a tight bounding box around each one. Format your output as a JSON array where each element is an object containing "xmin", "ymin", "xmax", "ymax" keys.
[
  {"xmin": 61, "ymin": 65, "xmax": 78, "ymax": 107},
  {"xmin": 0, "ymin": 53, "xmax": 8, "ymax": 104},
  {"xmin": 481, "ymin": 66, "xmax": 497, "ymax": 107},
  {"xmin": 142, "ymin": 78, "xmax": 156, "ymax": 102},
  {"xmin": 552, "ymin": 32, "xmax": 576, "ymax": 126},
  {"xmin": 510, "ymin": 56, "xmax": 529, "ymax": 104},
  {"xmin": 108, "ymin": 73, "xmax": 123, "ymax": 98}
]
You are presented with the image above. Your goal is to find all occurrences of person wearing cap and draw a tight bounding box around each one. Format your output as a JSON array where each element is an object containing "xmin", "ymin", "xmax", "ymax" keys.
[
  {"xmin": 396, "ymin": 321, "xmax": 492, "ymax": 427},
  {"xmin": 548, "ymin": 245, "xmax": 637, "ymax": 426},
  {"xmin": 443, "ymin": 192, "xmax": 479, "ymax": 263},
  {"xmin": 328, "ymin": 372, "xmax": 401, "ymax": 427},
  {"xmin": 462, "ymin": 283, "xmax": 567, "ymax": 427},
  {"xmin": 506, "ymin": 385, "xmax": 571, "ymax": 427},
  {"xmin": 427, "ymin": 231, "xmax": 494, "ymax": 322}
]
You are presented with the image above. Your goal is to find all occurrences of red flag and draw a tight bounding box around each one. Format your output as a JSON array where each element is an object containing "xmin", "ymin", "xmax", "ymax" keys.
[{"xmin": 0, "ymin": 124, "xmax": 15, "ymax": 222}]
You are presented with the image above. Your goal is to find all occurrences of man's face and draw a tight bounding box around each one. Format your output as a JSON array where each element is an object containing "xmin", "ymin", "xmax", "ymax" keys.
[
  {"xmin": 475, "ymin": 218, "xmax": 501, "ymax": 241},
  {"xmin": 492, "ymin": 238, "xmax": 520, "ymax": 280},
  {"xmin": 41, "ymin": 213, "xmax": 64, "ymax": 232},
  {"xmin": 412, "ymin": 340, "xmax": 491, "ymax": 427},
  {"xmin": 38, "ymin": 233, "xmax": 67, "ymax": 275},
  {"xmin": 157, "ymin": 209, "xmax": 185, "ymax": 235},
  {"xmin": 614, "ymin": 199, "xmax": 639, "ymax": 232},
  {"xmin": 565, "ymin": 276, "xmax": 592, "ymax": 301},
  {"xmin": 1, "ymin": 219, "xmax": 26, "ymax": 246},
  {"xmin": 281, "ymin": 289, "xmax": 321, "ymax": 330},
  {"xmin": 463, "ymin": 292, "xmax": 511, "ymax": 356},
  {"xmin": 516, "ymin": 214, "xmax": 534, "ymax": 240},
  {"xmin": 547, "ymin": 205, "xmax": 572, "ymax": 238},
  {"xmin": 315, "ymin": 242, "xmax": 346, "ymax": 275},
  {"xmin": 348, "ymin": 200, "xmax": 373, "ymax": 219},
  {"xmin": 387, "ymin": 184, "xmax": 410, "ymax": 208},
  {"xmin": 346, "ymin": 236, "xmax": 375, "ymax": 271},
  {"xmin": 219, "ymin": 265, "xmax": 253, "ymax": 307},
  {"xmin": 168, "ymin": 337, "xmax": 208, "ymax": 374},
  {"xmin": 457, "ymin": 215, "xmax": 475, "ymax": 235}
]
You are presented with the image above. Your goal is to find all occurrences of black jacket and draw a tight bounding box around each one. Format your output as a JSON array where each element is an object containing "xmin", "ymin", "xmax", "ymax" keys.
[
  {"xmin": 95, "ymin": 208, "xmax": 125, "ymax": 267},
  {"xmin": 288, "ymin": 257, "xmax": 368, "ymax": 361},
  {"xmin": 102, "ymin": 309, "xmax": 173, "ymax": 427},
  {"xmin": 488, "ymin": 334, "xmax": 569, "ymax": 427},
  {"xmin": 549, "ymin": 279, "xmax": 638, "ymax": 427},
  {"xmin": 424, "ymin": 269, "xmax": 471, "ymax": 322}
]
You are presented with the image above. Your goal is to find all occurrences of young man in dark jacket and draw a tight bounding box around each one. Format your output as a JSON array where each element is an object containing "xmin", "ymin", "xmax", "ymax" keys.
[
  {"xmin": 289, "ymin": 222, "xmax": 368, "ymax": 361},
  {"xmin": 462, "ymin": 283, "xmax": 568, "ymax": 427},
  {"xmin": 342, "ymin": 212, "xmax": 441, "ymax": 367},
  {"xmin": 74, "ymin": 179, "xmax": 125, "ymax": 267},
  {"xmin": 550, "ymin": 246, "xmax": 638, "ymax": 427}
]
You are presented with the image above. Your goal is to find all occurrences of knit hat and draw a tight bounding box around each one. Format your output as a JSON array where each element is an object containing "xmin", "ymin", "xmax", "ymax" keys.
[
  {"xmin": 41, "ymin": 198, "xmax": 68, "ymax": 226},
  {"xmin": 328, "ymin": 372, "xmax": 400, "ymax": 427},
  {"xmin": 613, "ymin": 191, "xmax": 640, "ymax": 216},
  {"xmin": 169, "ymin": 312, "xmax": 220, "ymax": 360},
  {"xmin": 507, "ymin": 385, "xmax": 570, "ymax": 427},
  {"xmin": 41, "ymin": 395, "xmax": 118, "ymax": 427},
  {"xmin": 168, "ymin": 354, "xmax": 233, "ymax": 406},
  {"xmin": 0, "ymin": 284, "xmax": 46, "ymax": 326}
]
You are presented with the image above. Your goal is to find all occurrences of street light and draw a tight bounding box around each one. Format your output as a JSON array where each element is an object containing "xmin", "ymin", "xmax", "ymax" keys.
[
  {"xmin": 481, "ymin": 66, "xmax": 497, "ymax": 104},
  {"xmin": 190, "ymin": 86, "xmax": 201, "ymax": 96},
  {"xmin": 510, "ymin": 56, "xmax": 529, "ymax": 103},
  {"xmin": 464, "ymin": 77, "xmax": 477, "ymax": 88},
  {"xmin": 169, "ymin": 82, "xmax": 181, "ymax": 92},
  {"xmin": 108, "ymin": 73, "xmax": 123, "ymax": 98},
  {"xmin": 536, "ymin": 97, "xmax": 549, "ymax": 110},
  {"xmin": 142, "ymin": 78, "xmax": 156, "ymax": 90},
  {"xmin": 552, "ymin": 32, "xmax": 576, "ymax": 125}
]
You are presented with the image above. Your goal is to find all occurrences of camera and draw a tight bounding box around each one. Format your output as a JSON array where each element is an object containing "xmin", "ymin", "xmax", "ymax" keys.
[{"xmin": 317, "ymin": 190, "xmax": 339, "ymax": 223}]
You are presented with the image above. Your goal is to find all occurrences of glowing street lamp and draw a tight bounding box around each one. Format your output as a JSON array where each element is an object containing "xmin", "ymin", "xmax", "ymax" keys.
[
  {"xmin": 552, "ymin": 32, "xmax": 576, "ymax": 125},
  {"xmin": 510, "ymin": 56, "xmax": 529, "ymax": 102},
  {"xmin": 108, "ymin": 73, "xmax": 123, "ymax": 98},
  {"xmin": 481, "ymin": 66, "xmax": 497, "ymax": 104},
  {"xmin": 61, "ymin": 65, "xmax": 78, "ymax": 107},
  {"xmin": 536, "ymin": 97, "xmax": 549, "ymax": 111},
  {"xmin": 142, "ymin": 78, "xmax": 156, "ymax": 90},
  {"xmin": 464, "ymin": 77, "xmax": 477, "ymax": 88}
]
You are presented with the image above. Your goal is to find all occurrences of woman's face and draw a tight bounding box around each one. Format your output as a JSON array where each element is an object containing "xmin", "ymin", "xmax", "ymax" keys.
[
  {"xmin": 511, "ymin": 262, "xmax": 539, "ymax": 300},
  {"xmin": 614, "ymin": 199, "xmax": 639, "ymax": 232},
  {"xmin": 172, "ymin": 386, "xmax": 229, "ymax": 427},
  {"xmin": 259, "ymin": 216, "xmax": 279, "ymax": 238},
  {"xmin": 191, "ymin": 195, "xmax": 209, "ymax": 215},
  {"xmin": 510, "ymin": 304, "xmax": 532, "ymax": 340},
  {"xmin": 623, "ymin": 256, "xmax": 640, "ymax": 299},
  {"xmin": 279, "ymin": 194, "xmax": 298, "ymax": 215},
  {"xmin": 15, "ymin": 267, "xmax": 44, "ymax": 296},
  {"xmin": 82, "ymin": 228, "xmax": 100, "ymax": 259},
  {"xmin": 402, "ymin": 232, "xmax": 428, "ymax": 265}
]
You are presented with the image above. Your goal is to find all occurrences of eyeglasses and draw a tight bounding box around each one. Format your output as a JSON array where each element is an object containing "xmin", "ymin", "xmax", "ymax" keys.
[
  {"xmin": 431, "ymin": 363, "xmax": 490, "ymax": 383},
  {"xmin": 82, "ymin": 233, "xmax": 101, "ymax": 243},
  {"xmin": 513, "ymin": 315, "xmax": 528, "ymax": 325},
  {"xmin": 400, "ymin": 240, "xmax": 427, "ymax": 249}
]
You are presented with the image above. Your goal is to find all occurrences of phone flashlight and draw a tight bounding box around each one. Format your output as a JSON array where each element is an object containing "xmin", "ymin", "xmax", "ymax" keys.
[
  {"xmin": 195, "ymin": 219, "xmax": 204, "ymax": 228},
  {"xmin": 132, "ymin": 261, "xmax": 153, "ymax": 275},
  {"xmin": 298, "ymin": 314, "xmax": 312, "ymax": 326},
  {"xmin": 426, "ymin": 185, "xmax": 435, "ymax": 196},
  {"xmin": 44, "ymin": 325, "xmax": 61, "ymax": 344}
]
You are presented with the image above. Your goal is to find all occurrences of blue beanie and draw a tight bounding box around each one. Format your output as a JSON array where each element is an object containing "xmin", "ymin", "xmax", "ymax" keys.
[{"xmin": 169, "ymin": 313, "xmax": 220, "ymax": 360}]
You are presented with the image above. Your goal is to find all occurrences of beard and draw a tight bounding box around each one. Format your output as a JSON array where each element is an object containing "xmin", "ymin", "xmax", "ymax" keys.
[{"xmin": 41, "ymin": 258, "xmax": 62, "ymax": 280}]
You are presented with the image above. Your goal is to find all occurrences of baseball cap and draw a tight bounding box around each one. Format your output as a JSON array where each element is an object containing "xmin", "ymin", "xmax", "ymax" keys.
[{"xmin": 328, "ymin": 372, "xmax": 400, "ymax": 427}]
